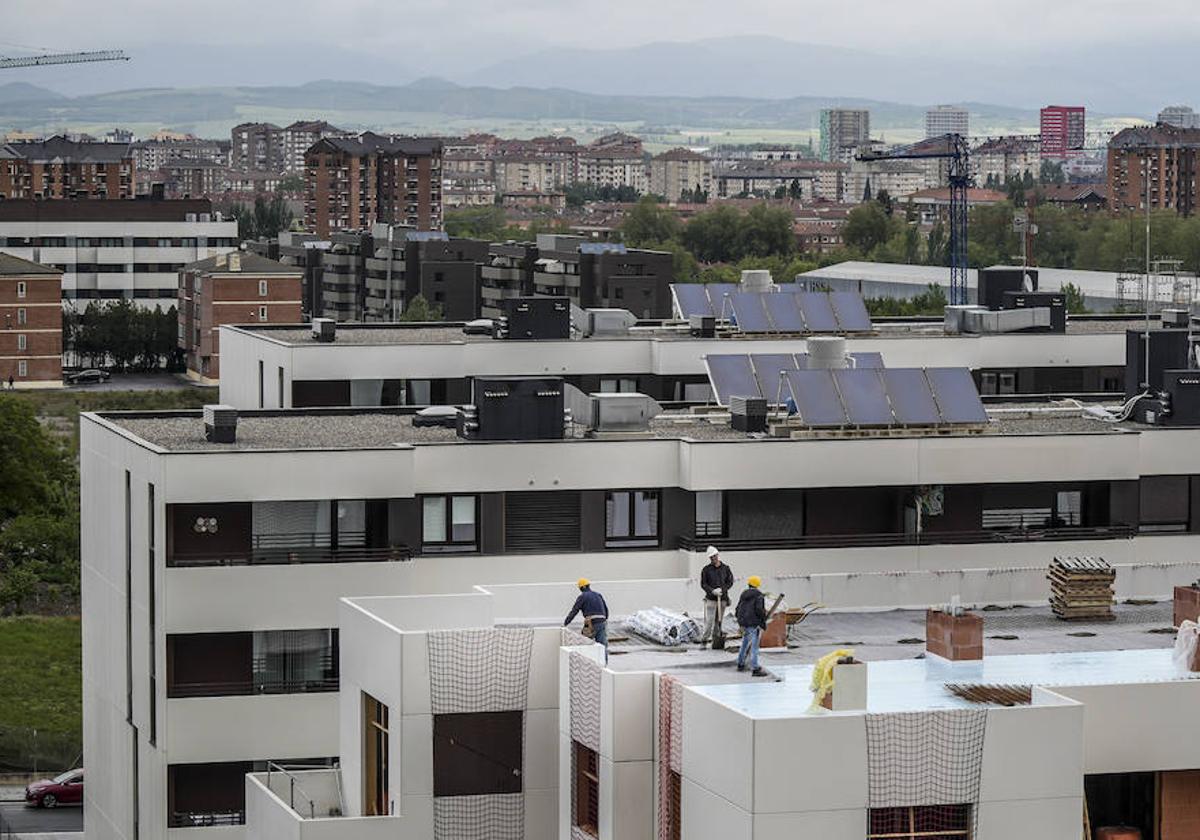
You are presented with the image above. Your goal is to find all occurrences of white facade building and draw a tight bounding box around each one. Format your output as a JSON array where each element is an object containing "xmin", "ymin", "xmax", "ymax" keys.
[
  {"xmin": 0, "ymin": 200, "xmax": 237, "ymax": 309},
  {"xmin": 925, "ymin": 105, "xmax": 970, "ymax": 139}
]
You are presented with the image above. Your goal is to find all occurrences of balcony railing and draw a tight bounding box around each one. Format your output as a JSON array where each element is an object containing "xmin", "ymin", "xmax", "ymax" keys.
[
  {"xmin": 677, "ymin": 525, "xmax": 1137, "ymax": 553},
  {"xmin": 169, "ymin": 810, "xmax": 245, "ymax": 828},
  {"xmin": 168, "ymin": 543, "xmax": 410, "ymax": 568},
  {"xmin": 168, "ymin": 655, "xmax": 339, "ymax": 698}
]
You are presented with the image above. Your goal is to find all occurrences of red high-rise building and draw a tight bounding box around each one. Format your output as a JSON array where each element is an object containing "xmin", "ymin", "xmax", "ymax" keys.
[{"xmin": 1040, "ymin": 106, "xmax": 1086, "ymax": 159}]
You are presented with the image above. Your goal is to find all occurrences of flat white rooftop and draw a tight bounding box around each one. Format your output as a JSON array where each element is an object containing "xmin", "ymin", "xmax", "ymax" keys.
[{"xmin": 692, "ymin": 648, "xmax": 1199, "ymax": 717}]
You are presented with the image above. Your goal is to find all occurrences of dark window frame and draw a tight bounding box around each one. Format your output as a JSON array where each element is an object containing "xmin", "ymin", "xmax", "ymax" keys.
[
  {"xmin": 420, "ymin": 494, "xmax": 480, "ymax": 553},
  {"xmin": 605, "ymin": 489, "xmax": 661, "ymax": 548}
]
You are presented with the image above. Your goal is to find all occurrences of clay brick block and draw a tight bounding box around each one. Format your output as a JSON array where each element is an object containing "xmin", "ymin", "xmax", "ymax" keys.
[
  {"xmin": 1174, "ymin": 586, "xmax": 1200, "ymax": 628},
  {"xmin": 760, "ymin": 613, "xmax": 788, "ymax": 648},
  {"xmin": 926, "ymin": 609, "xmax": 983, "ymax": 661}
]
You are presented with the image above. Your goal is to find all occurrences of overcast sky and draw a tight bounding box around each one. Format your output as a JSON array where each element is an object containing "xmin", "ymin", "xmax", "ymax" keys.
[{"xmin": 2, "ymin": 0, "xmax": 1195, "ymax": 101}]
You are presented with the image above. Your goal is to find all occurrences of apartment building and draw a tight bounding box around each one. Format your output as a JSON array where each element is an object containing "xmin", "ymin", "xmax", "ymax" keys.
[
  {"xmin": 81, "ymin": 360, "xmax": 1200, "ymax": 839},
  {"xmin": 281, "ymin": 120, "xmax": 346, "ymax": 174},
  {"xmin": 0, "ymin": 136, "xmax": 133, "ymax": 199},
  {"xmin": 230, "ymin": 123, "xmax": 285, "ymax": 172},
  {"xmin": 479, "ymin": 241, "xmax": 539, "ymax": 318},
  {"xmin": 495, "ymin": 157, "xmax": 572, "ymax": 194},
  {"xmin": 154, "ymin": 160, "xmax": 229, "ymax": 199},
  {"xmin": 1158, "ymin": 105, "xmax": 1200, "ymax": 129},
  {"xmin": 532, "ymin": 234, "xmax": 672, "ymax": 317},
  {"xmin": 714, "ymin": 161, "xmax": 845, "ymax": 201},
  {"xmin": 0, "ymin": 199, "xmax": 237, "ymax": 308},
  {"xmin": 971, "ymin": 136, "xmax": 1040, "ymax": 186},
  {"xmin": 925, "ymin": 104, "xmax": 969, "ymax": 138},
  {"xmin": 649, "ymin": 148, "xmax": 713, "ymax": 201},
  {"xmin": 1106, "ymin": 123, "xmax": 1200, "ymax": 216},
  {"xmin": 303, "ymin": 133, "xmax": 443, "ymax": 237},
  {"xmin": 0, "ymin": 253, "xmax": 62, "ymax": 387},
  {"xmin": 363, "ymin": 231, "xmax": 487, "ymax": 322},
  {"xmin": 319, "ymin": 231, "xmax": 375, "ymax": 321},
  {"xmin": 1040, "ymin": 106, "xmax": 1086, "ymax": 160},
  {"xmin": 132, "ymin": 138, "xmax": 228, "ymax": 172},
  {"xmin": 442, "ymin": 172, "xmax": 497, "ymax": 207},
  {"xmin": 178, "ymin": 252, "xmax": 303, "ymax": 383},
  {"xmin": 576, "ymin": 133, "xmax": 647, "ymax": 194},
  {"xmin": 819, "ymin": 109, "xmax": 870, "ymax": 162},
  {"xmin": 845, "ymin": 158, "xmax": 927, "ymax": 202}
]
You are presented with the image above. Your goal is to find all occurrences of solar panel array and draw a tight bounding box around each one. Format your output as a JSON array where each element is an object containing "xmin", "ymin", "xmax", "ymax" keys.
[
  {"xmin": 670, "ymin": 284, "xmax": 872, "ymax": 334},
  {"xmin": 705, "ymin": 355, "xmax": 987, "ymax": 428}
]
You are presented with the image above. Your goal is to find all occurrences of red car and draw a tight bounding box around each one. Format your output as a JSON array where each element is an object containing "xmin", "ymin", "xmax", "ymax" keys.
[{"xmin": 25, "ymin": 768, "xmax": 83, "ymax": 808}]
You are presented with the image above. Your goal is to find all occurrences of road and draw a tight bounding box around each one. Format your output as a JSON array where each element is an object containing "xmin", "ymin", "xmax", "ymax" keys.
[
  {"xmin": 61, "ymin": 372, "xmax": 208, "ymax": 392},
  {"xmin": 0, "ymin": 801, "xmax": 82, "ymax": 835}
]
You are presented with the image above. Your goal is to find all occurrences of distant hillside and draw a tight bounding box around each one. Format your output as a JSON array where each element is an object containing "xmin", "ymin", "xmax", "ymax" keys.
[
  {"xmin": 0, "ymin": 77, "xmax": 1043, "ymax": 137},
  {"xmin": 0, "ymin": 82, "xmax": 63, "ymax": 106}
]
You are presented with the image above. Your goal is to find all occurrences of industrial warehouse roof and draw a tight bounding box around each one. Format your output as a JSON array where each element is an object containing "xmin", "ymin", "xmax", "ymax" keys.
[{"xmin": 94, "ymin": 402, "xmax": 1144, "ymax": 453}]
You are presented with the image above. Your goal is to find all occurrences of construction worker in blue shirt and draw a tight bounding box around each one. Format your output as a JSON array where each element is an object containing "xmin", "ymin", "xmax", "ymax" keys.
[{"xmin": 565, "ymin": 578, "xmax": 609, "ymax": 658}]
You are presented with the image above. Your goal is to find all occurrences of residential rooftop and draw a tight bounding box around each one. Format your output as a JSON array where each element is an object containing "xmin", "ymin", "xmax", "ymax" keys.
[{"xmin": 95, "ymin": 401, "xmax": 1154, "ymax": 453}]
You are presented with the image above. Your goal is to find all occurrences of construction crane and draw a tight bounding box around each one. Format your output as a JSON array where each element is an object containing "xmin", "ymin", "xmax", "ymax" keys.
[
  {"xmin": 858, "ymin": 133, "xmax": 971, "ymax": 305},
  {"xmin": 0, "ymin": 50, "xmax": 129, "ymax": 70}
]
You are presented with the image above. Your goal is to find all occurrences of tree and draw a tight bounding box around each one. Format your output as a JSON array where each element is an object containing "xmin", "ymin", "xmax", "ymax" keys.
[
  {"xmin": 229, "ymin": 194, "xmax": 294, "ymax": 241},
  {"xmin": 1061, "ymin": 282, "xmax": 1087, "ymax": 313},
  {"xmin": 875, "ymin": 189, "xmax": 894, "ymax": 216},
  {"xmin": 926, "ymin": 221, "xmax": 947, "ymax": 266},
  {"xmin": 277, "ymin": 173, "xmax": 305, "ymax": 193},
  {"xmin": 444, "ymin": 206, "xmax": 509, "ymax": 239},
  {"xmin": 1039, "ymin": 160, "xmax": 1066, "ymax": 185},
  {"xmin": 620, "ymin": 196, "xmax": 680, "ymax": 247},
  {"xmin": 843, "ymin": 202, "xmax": 892, "ymax": 254},
  {"xmin": 399, "ymin": 294, "xmax": 444, "ymax": 322},
  {"xmin": 788, "ymin": 178, "xmax": 803, "ymax": 201},
  {"xmin": 0, "ymin": 398, "xmax": 74, "ymax": 524}
]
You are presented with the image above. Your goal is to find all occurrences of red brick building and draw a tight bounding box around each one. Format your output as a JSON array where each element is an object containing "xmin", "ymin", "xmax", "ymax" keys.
[
  {"xmin": 178, "ymin": 252, "xmax": 302, "ymax": 382},
  {"xmin": 304, "ymin": 133, "xmax": 442, "ymax": 237},
  {"xmin": 1040, "ymin": 105, "xmax": 1086, "ymax": 160},
  {"xmin": 0, "ymin": 136, "xmax": 133, "ymax": 199},
  {"xmin": 1107, "ymin": 123, "xmax": 1200, "ymax": 216},
  {"xmin": 0, "ymin": 253, "xmax": 63, "ymax": 388}
]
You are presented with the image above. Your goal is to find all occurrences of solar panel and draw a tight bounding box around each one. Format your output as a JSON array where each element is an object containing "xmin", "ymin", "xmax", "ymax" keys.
[
  {"xmin": 926, "ymin": 367, "xmax": 989, "ymax": 424},
  {"xmin": 850, "ymin": 351, "xmax": 885, "ymax": 369},
  {"xmin": 729, "ymin": 292, "xmax": 772, "ymax": 333},
  {"xmin": 830, "ymin": 291, "xmax": 873, "ymax": 332},
  {"xmin": 579, "ymin": 242, "xmax": 627, "ymax": 255},
  {"xmin": 834, "ymin": 368, "xmax": 894, "ymax": 426},
  {"xmin": 796, "ymin": 292, "xmax": 839, "ymax": 332},
  {"xmin": 706, "ymin": 354, "xmax": 762, "ymax": 405},
  {"xmin": 882, "ymin": 369, "xmax": 942, "ymax": 426},
  {"xmin": 750, "ymin": 353, "xmax": 800, "ymax": 405},
  {"xmin": 706, "ymin": 284, "xmax": 738, "ymax": 319},
  {"xmin": 774, "ymin": 283, "xmax": 802, "ymax": 295},
  {"xmin": 672, "ymin": 284, "xmax": 713, "ymax": 319},
  {"xmin": 785, "ymin": 369, "xmax": 847, "ymax": 427},
  {"xmin": 762, "ymin": 292, "xmax": 806, "ymax": 332}
]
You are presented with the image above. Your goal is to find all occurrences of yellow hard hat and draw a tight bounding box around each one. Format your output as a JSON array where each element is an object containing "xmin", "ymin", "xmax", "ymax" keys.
[
  {"xmin": 747, "ymin": 575, "xmax": 762, "ymax": 588},
  {"xmin": 577, "ymin": 578, "xmax": 590, "ymax": 588}
]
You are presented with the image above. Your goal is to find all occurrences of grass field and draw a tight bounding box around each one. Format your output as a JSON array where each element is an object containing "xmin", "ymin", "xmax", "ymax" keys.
[
  {"xmin": 0, "ymin": 617, "xmax": 81, "ymax": 738},
  {"xmin": 13, "ymin": 387, "xmax": 216, "ymax": 450}
]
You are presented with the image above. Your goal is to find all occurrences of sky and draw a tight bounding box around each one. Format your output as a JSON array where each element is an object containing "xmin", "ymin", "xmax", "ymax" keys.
[{"xmin": 1, "ymin": 0, "xmax": 1196, "ymax": 107}]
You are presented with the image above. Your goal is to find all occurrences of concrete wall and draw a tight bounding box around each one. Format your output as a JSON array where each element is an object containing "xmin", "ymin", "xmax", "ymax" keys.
[{"xmin": 476, "ymin": 579, "xmax": 690, "ymax": 625}]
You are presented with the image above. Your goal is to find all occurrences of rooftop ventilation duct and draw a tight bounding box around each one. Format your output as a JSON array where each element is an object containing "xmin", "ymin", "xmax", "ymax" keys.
[
  {"xmin": 585, "ymin": 308, "xmax": 637, "ymax": 337},
  {"xmin": 563, "ymin": 382, "xmax": 661, "ymax": 434},
  {"xmin": 203, "ymin": 404, "xmax": 237, "ymax": 444},
  {"xmin": 311, "ymin": 317, "xmax": 336, "ymax": 342}
]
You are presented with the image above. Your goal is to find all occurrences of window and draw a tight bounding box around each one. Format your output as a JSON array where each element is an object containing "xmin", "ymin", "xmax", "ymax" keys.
[
  {"xmin": 16, "ymin": 334, "xmax": 26, "ymax": 351},
  {"xmin": 605, "ymin": 490, "xmax": 660, "ymax": 548},
  {"xmin": 16, "ymin": 308, "xmax": 25, "ymax": 325},
  {"xmin": 695, "ymin": 490, "xmax": 724, "ymax": 537},
  {"xmin": 148, "ymin": 483, "xmax": 156, "ymax": 746},
  {"xmin": 1055, "ymin": 490, "xmax": 1081, "ymax": 526},
  {"xmin": 1140, "ymin": 475, "xmax": 1190, "ymax": 532},
  {"xmin": 433, "ymin": 711, "xmax": 523, "ymax": 797},
  {"xmin": 17, "ymin": 360, "xmax": 26, "ymax": 377},
  {"xmin": 259, "ymin": 306, "xmax": 268, "ymax": 321},
  {"xmin": 422, "ymin": 495, "xmax": 478, "ymax": 552},
  {"xmin": 573, "ymin": 742, "xmax": 599, "ymax": 837},
  {"xmin": 257, "ymin": 360, "xmax": 264, "ymax": 408},
  {"xmin": 363, "ymin": 693, "xmax": 389, "ymax": 816},
  {"xmin": 599, "ymin": 377, "xmax": 637, "ymax": 393},
  {"xmin": 258, "ymin": 279, "xmax": 268, "ymax": 296},
  {"xmin": 868, "ymin": 805, "xmax": 971, "ymax": 839},
  {"xmin": 16, "ymin": 281, "xmax": 26, "ymax": 298}
]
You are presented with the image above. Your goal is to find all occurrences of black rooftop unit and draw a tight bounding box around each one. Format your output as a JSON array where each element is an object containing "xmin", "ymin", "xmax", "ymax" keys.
[
  {"xmin": 1125, "ymin": 328, "xmax": 1190, "ymax": 398},
  {"xmin": 462, "ymin": 376, "xmax": 566, "ymax": 441},
  {"xmin": 978, "ymin": 266, "xmax": 1037, "ymax": 310},
  {"xmin": 1001, "ymin": 290, "xmax": 1066, "ymax": 333},
  {"xmin": 495, "ymin": 297, "xmax": 570, "ymax": 340}
]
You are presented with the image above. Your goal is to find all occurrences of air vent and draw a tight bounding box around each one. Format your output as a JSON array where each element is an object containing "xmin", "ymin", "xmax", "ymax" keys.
[
  {"xmin": 203, "ymin": 404, "xmax": 237, "ymax": 443},
  {"xmin": 311, "ymin": 318, "xmax": 336, "ymax": 342}
]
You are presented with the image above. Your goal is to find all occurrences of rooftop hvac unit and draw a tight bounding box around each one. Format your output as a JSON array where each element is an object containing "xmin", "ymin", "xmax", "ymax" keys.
[
  {"xmin": 311, "ymin": 318, "xmax": 336, "ymax": 343},
  {"xmin": 807, "ymin": 336, "xmax": 848, "ymax": 369},
  {"xmin": 463, "ymin": 376, "xmax": 566, "ymax": 440},
  {"xmin": 730, "ymin": 396, "xmax": 768, "ymax": 433},
  {"xmin": 689, "ymin": 314, "xmax": 716, "ymax": 338},
  {"xmin": 199, "ymin": 213, "xmax": 211, "ymax": 222},
  {"xmin": 496, "ymin": 297, "xmax": 570, "ymax": 340},
  {"xmin": 591, "ymin": 393, "xmax": 662, "ymax": 432},
  {"xmin": 1001, "ymin": 291, "xmax": 1064, "ymax": 333},
  {"xmin": 962, "ymin": 306, "xmax": 1051, "ymax": 334},
  {"xmin": 203, "ymin": 404, "xmax": 238, "ymax": 443},
  {"xmin": 587, "ymin": 308, "xmax": 637, "ymax": 337},
  {"xmin": 740, "ymin": 269, "xmax": 773, "ymax": 292},
  {"xmin": 943, "ymin": 305, "xmax": 982, "ymax": 335}
]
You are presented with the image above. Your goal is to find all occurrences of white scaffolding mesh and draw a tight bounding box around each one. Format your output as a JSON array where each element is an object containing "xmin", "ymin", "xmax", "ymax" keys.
[
  {"xmin": 569, "ymin": 652, "xmax": 602, "ymax": 752},
  {"xmin": 428, "ymin": 628, "xmax": 535, "ymax": 714},
  {"xmin": 433, "ymin": 792, "xmax": 524, "ymax": 840},
  {"xmin": 864, "ymin": 709, "xmax": 987, "ymax": 809}
]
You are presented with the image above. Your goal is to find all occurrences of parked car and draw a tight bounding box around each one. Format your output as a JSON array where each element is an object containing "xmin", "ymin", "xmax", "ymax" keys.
[
  {"xmin": 66, "ymin": 369, "xmax": 111, "ymax": 385},
  {"xmin": 25, "ymin": 768, "xmax": 83, "ymax": 808}
]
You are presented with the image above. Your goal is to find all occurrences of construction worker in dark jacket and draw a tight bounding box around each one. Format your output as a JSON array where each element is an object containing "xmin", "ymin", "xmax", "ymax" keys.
[
  {"xmin": 699, "ymin": 545, "xmax": 734, "ymax": 645},
  {"xmin": 735, "ymin": 576, "xmax": 769, "ymax": 676},
  {"xmin": 565, "ymin": 578, "xmax": 610, "ymax": 658}
]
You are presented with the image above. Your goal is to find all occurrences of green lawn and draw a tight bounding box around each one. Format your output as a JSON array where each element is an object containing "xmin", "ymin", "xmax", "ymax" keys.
[{"xmin": 0, "ymin": 616, "xmax": 81, "ymax": 736}]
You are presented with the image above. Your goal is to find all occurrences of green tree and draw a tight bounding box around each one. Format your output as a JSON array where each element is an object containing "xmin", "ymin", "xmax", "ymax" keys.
[
  {"xmin": 277, "ymin": 173, "xmax": 305, "ymax": 193},
  {"xmin": 229, "ymin": 194, "xmax": 294, "ymax": 240},
  {"xmin": 443, "ymin": 206, "xmax": 510, "ymax": 239},
  {"xmin": 681, "ymin": 204, "xmax": 744, "ymax": 262},
  {"xmin": 1039, "ymin": 160, "xmax": 1066, "ymax": 185},
  {"xmin": 620, "ymin": 196, "xmax": 680, "ymax": 247},
  {"xmin": 843, "ymin": 202, "xmax": 892, "ymax": 254},
  {"xmin": 399, "ymin": 294, "xmax": 444, "ymax": 322},
  {"xmin": 0, "ymin": 398, "xmax": 74, "ymax": 523},
  {"xmin": 1061, "ymin": 282, "xmax": 1088, "ymax": 313},
  {"xmin": 735, "ymin": 203, "xmax": 795, "ymax": 258}
]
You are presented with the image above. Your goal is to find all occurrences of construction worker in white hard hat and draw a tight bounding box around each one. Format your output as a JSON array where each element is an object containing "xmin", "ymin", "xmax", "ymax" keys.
[
  {"xmin": 698, "ymin": 545, "xmax": 733, "ymax": 646},
  {"xmin": 735, "ymin": 576, "xmax": 769, "ymax": 676},
  {"xmin": 565, "ymin": 578, "xmax": 609, "ymax": 660}
]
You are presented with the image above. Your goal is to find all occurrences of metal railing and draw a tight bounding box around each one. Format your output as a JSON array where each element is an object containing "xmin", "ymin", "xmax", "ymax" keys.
[
  {"xmin": 168, "ymin": 543, "xmax": 410, "ymax": 568},
  {"xmin": 168, "ymin": 654, "xmax": 338, "ymax": 698},
  {"xmin": 168, "ymin": 810, "xmax": 245, "ymax": 828},
  {"xmin": 265, "ymin": 762, "xmax": 343, "ymax": 820},
  {"xmin": 678, "ymin": 525, "xmax": 1137, "ymax": 553}
]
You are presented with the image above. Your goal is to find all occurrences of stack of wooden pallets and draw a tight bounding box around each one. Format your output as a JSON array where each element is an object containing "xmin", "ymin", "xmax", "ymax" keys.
[{"xmin": 1049, "ymin": 556, "xmax": 1115, "ymax": 621}]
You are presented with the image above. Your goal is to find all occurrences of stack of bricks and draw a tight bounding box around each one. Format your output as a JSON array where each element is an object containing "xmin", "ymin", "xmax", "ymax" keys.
[
  {"xmin": 1174, "ymin": 584, "xmax": 1200, "ymax": 627},
  {"xmin": 925, "ymin": 609, "xmax": 983, "ymax": 661}
]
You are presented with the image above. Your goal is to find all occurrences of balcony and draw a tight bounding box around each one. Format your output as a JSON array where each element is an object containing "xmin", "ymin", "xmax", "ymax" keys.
[
  {"xmin": 246, "ymin": 768, "xmax": 408, "ymax": 840},
  {"xmin": 168, "ymin": 533, "xmax": 410, "ymax": 568}
]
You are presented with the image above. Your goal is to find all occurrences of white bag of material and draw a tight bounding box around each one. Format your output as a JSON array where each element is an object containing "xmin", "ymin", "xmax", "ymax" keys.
[
  {"xmin": 623, "ymin": 607, "xmax": 702, "ymax": 646},
  {"xmin": 1174, "ymin": 620, "xmax": 1200, "ymax": 672}
]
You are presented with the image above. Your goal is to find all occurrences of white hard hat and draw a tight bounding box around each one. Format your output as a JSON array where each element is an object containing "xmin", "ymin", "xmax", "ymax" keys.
[{"xmin": 706, "ymin": 545, "xmax": 719, "ymax": 559}]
